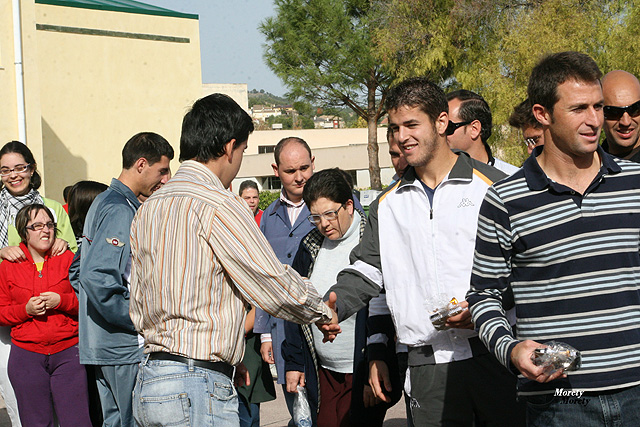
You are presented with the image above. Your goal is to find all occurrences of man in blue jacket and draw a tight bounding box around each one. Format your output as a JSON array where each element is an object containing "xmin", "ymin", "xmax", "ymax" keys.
[
  {"xmin": 77, "ymin": 132, "xmax": 173, "ymax": 427},
  {"xmin": 254, "ymin": 136, "xmax": 316, "ymax": 423}
]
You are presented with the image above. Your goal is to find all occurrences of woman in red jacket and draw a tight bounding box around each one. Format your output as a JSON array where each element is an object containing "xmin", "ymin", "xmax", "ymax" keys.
[{"xmin": 0, "ymin": 204, "xmax": 91, "ymax": 426}]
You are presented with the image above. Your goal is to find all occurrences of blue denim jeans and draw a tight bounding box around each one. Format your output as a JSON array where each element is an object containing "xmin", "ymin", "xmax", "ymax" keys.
[
  {"xmin": 525, "ymin": 384, "xmax": 640, "ymax": 427},
  {"xmin": 132, "ymin": 355, "xmax": 239, "ymax": 427}
]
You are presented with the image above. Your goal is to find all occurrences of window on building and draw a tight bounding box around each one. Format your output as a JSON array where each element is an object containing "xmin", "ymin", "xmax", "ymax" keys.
[
  {"xmin": 258, "ymin": 145, "xmax": 276, "ymax": 154},
  {"xmin": 263, "ymin": 176, "xmax": 281, "ymax": 190}
]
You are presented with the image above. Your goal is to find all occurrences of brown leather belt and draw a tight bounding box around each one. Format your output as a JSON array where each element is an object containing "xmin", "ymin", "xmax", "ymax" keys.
[{"xmin": 148, "ymin": 352, "xmax": 234, "ymax": 379}]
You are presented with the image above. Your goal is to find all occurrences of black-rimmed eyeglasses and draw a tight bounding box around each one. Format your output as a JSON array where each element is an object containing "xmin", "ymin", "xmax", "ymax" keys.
[
  {"xmin": 308, "ymin": 204, "xmax": 344, "ymax": 225},
  {"xmin": 603, "ymin": 100, "xmax": 640, "ymax": 121},
  {"xmin": 446, "ymin": 121, "xmax": 471, "ymax": 136},
  {"xmin": 26, "ymin": 222, "xmax": 56, "ymax": 232}
]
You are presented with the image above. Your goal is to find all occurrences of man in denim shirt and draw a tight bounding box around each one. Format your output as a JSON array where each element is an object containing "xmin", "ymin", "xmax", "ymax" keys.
[{"xmin": 76, "ymin": 132, "xmax": 173, "ymax": 427}]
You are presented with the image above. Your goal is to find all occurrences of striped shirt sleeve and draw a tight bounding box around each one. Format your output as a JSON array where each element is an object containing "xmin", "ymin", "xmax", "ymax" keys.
[
  {"xmin": 210, "ymin": 197, "xmax": 333, "ymax": 325},
  {"xmin": 467, "ymin": 186, "xmax": 519, "ymax": 368}
]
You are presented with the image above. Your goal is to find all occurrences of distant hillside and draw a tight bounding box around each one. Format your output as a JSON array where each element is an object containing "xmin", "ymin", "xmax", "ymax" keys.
[{"xmin": 248, "ymin": 90, "xmax": 290, "ymax": 107}]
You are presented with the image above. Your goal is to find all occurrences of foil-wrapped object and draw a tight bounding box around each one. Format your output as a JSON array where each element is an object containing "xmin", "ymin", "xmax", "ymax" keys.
[
  {"xmin": 429, "ymin": 297, "xmax": 465, "ymax": 331},
  {"xmin": 532, "ymin": 341, "xmax": 582, "ymax": 374}
]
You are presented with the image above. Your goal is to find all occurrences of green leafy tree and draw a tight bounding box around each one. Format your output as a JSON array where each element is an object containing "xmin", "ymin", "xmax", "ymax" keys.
[
  {"xmin": 261, "ymin": 0, "xmax": 393, "ymax": 189},
  {"xmin": 259, "ymin": 190, "xmax": 280, "ymax": 210},
  {"xmin": 374, "ymin": 0, "xmax": 631, "ymax": 166}
]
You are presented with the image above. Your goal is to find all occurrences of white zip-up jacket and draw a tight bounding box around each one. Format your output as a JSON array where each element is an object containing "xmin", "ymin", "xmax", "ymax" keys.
[{"xmin": 329, "ymin": 151, "xmax": 506, "ymax": 363}]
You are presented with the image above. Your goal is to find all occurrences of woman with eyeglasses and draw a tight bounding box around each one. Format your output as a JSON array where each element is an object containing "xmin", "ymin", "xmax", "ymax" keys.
[
  {"xmin": 282, "ymin": 168, "xmax": 384, "ymax": 427},
  {"xmin": 0, "ymin": 141, "xmax": 77, "ymax": 426},
  {"xmin": 0, "ymin": 204, "xmax": 90, "ymax": 426}
]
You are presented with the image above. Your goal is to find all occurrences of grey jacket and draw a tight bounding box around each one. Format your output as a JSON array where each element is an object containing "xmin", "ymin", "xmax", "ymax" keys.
[{"xmin": 73, "ymin": 178, "xmax": 142, "ymax": 365}]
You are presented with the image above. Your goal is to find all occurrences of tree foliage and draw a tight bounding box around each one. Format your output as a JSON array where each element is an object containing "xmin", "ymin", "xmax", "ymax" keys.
[
  {"xmin": 261, "ymin": 0, "xmax": 394, "ymax": 189},
  {"xmin": 373, "ymin": 0, "xmax": 636, "ymax": 166}
]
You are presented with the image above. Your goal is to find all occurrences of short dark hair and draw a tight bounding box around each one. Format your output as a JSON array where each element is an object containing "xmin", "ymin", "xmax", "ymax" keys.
[
  {"xmin": 122, "ymin": 132, "xmax": 174, "ymax": 169},
  {"xmin": 0, "ymin": 141, "xmax": 42, "ymax": 191},
  {"xmin": 180, "ymin": 94, "xmax": 254, "ymax": 162},
  {"xmin": 63, "ymin": 185, "xmax": 72, "ymax": 203},
  {"xmin": 528, "ymin": 51, "xmax": 602, "ymax": 114},
  {"xmin": 68, "ymin": 180, "xmax": 108, "ymax": 238},
  {"xmin": 238, "ymin": 180, "xmax": 259, "ymax": 196},
  {"xmin": 274, "ymin": 137, "xmax": 312, "ymax": 166},
  {"xmin": 303, "ymin": 168, "xmax": 353, "ymax": 207},
  {"xmin": 446, "ymin": 90, "xmax": 492, "ymax": 143},
  {"xmin": 385, "ymin": 77, "xmax": 448, "ymax": 123},
  {"xmin": 15, "ymin": 204, "xmax": 56, "ymax": 244},
  {"xmin": 509, "ymin": 99, "xmax": 541, "ymax": 130}
]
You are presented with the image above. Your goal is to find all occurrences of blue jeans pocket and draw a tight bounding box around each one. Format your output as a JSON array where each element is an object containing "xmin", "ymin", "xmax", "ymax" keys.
[
  {"xmin": 138, "ymin": 393, "xmax": 190, "ymax": 427},
  {"xmin": 212, "ymin": 381, "xmax": 236, "ymax": 401}
]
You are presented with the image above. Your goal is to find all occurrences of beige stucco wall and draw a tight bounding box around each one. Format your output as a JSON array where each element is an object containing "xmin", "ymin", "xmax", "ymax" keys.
[
  {"xmin": 234, "ymin": 130, "xmax": 396, "ymax": 190},
  {"xmin": 1, "ymin": 0, "xmax": 44, "ymax": 182},
  {"xmin": 0, "ymin": 1, "xmax": 19, "ymax": 142},
  {"xmin": 203, "ymin": 83, "xmax": 248, "ymax": 113},
  {"xmin": 34, "ymin": 4, "xmax": 202, "ymax": 200},
  {"xmin": 245, "ymin": 127, "xmax": 388, "ymax": 155}
]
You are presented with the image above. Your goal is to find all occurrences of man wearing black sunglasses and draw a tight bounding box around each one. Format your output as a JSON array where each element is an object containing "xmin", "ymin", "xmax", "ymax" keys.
[
  {"xmin": 602, "ymin": 70, "xmax": 640, "ymax": 162},
  {"xmin": 446, "ymin": 90, "xmax": 519, "ymax": 175}
]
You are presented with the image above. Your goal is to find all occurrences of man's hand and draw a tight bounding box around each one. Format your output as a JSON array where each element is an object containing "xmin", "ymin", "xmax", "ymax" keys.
[
  {"xmin": 446, "ymin": 300, "xmax": 473, "ymax": 330},
  {"xmin": 234, "ymin": 362, "xmax": 250, "ymax": 388},
  {"xmin": 369, "ymin": 360, "xmax": 392, "ymax": 403},
  {"xmin": 26, "ymin": 296, "xmax": 46, "ymax": 316},
  {"xmin": 50, "ymin": 239, "xmax": 69, "ymax": 257},
  {"xmin": 511, "ymin": 340, "xmax": 567, "ymax": 383},
  {"xmin": 39, "ymin": 292, "xmax": 61, "ymax": 310},
  {"xmin": 0, "ymin": 246, "xmax": 26, "ymax": 262},
  {"xmin": 260, "ymin": 341, "xmax": 274, "ymax": 364},
  {"xmin": 285, "ymin": 371, "xmax": 305, "ymax": 393},
  {"xmin": 363, "ymin": 384, "xmax": 381, "ymax": 408},
  {"xmin": 316, "ymin": 292, "xmax": 341, "ymax": 343}
]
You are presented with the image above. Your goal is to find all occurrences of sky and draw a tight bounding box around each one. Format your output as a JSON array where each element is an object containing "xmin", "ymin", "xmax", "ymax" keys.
[{"xmin": 143, "ymin": 0, "xmax": 287, "ymax": 96}]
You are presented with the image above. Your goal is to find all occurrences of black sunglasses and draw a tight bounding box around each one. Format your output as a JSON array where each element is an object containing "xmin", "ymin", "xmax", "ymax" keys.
[
  {"xmin": 603, "ymin": 100, "xmax": 640, "ymax": 121},
  {"xmin": 446, "ymin": 120, "xmax": 471, "ymax": 136}
]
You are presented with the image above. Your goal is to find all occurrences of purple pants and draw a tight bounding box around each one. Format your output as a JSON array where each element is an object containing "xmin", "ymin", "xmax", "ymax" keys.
[{"xmin": 8, "ymin": 343, "xmax": 92, "ymax": 427}]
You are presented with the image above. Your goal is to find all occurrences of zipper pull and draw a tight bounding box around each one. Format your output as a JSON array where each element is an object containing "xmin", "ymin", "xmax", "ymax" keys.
[{"xmin": 430, "ymin": 208, "xmax": 433, "ymax": 220}]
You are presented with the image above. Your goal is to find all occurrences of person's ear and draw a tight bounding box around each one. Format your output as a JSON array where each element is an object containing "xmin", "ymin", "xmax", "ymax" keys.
[
  {"xmin": 223, "ymin": 139, "xmax": 237, "ymax": 162},
  {"xmin": 436, "ymin": 111, "xmax": 448, "ymax": 136},
  {"xmin": 345, "ymin": 199, "xmax": 354, "ymax": 215},
  {"xmin": 532, "ymin": 104, "xmax": 551, "ymax": 126},
  {"xmin": 468, "ymin": 120, "xmax": 482, "ymax": 140},
  {"xmin": 272, "ymin": 163, "xmax": 280, "ymax": 177},
  {"xmin": 135, "ymin": 158, "xmax": 148, "ymax": 173}
]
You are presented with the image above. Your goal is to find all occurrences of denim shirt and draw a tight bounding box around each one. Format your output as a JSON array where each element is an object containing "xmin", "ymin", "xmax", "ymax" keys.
[{"xmin": 74, "ymin": 178, "xmax": 142, "ymax": 365}]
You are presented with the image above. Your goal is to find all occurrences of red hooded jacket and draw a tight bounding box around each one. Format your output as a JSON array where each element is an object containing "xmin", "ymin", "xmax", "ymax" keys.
[{"xmin": 0, "ymin": 243, "xmax": 78, "ymax": 354}]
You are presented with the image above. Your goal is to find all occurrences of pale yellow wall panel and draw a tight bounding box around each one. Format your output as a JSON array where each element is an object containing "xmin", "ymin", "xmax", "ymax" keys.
[
  {"xmin": 35, "ymin": 5, "xmax": 201, "ymax": 200},
  {"xmin": 0, "ymin": 0, "xmax": 19, "ymax": 142}
]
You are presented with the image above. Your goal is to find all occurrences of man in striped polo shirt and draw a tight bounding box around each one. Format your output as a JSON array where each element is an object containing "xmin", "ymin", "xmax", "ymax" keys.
[{"xmin": 468, "ymin": 51, "xmax": 640, "ymax": 426}]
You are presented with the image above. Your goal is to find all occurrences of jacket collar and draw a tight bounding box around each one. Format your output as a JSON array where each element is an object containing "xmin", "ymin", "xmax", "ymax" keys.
[
  {"xmin": 18, "ymin": 241, "xmax": 49, "ymax": 264},
  {"xmin": 397, "ymin": 150, "xmax": 474, "ymax": 190},
  {"xmin": 110, "ymin": 178, "xmax": 141, "ymax": 210},
  {"xmin": 268, "ymin": 196, "xmax": 310, "ymax": 231},
  {"xmin": 523, "ymin": 145, "xmax": 621, "ymax": 191}
]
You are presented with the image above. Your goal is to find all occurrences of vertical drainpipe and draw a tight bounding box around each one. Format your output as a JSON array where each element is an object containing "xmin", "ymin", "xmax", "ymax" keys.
[{"xmin": 13, "ymin": 0, "xmax": 27, "ymax": 144}]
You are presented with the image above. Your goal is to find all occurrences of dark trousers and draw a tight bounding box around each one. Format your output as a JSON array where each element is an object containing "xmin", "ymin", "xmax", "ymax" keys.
[
  {"xmin": 8, "ymin": 343, "xmax": 92, "ymax": 427},
  {"xmin": 409, "ymin": 353, "xmax": 525, "ymax": 427},
  {"xmin": 318, "ymin": 367, "xmax": 353, "ymax": 427}
]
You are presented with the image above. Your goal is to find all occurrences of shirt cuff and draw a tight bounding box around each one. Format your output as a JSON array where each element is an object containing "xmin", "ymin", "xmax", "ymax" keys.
[{"xmin": 260, "ymin": 333, "xmax": 272, "ymax": 343}]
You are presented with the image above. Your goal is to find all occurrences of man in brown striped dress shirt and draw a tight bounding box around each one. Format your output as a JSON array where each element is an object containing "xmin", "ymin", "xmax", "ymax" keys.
[{"xmin": 129, "ymin": 94, "xmax": 339, "ymax": 427}]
